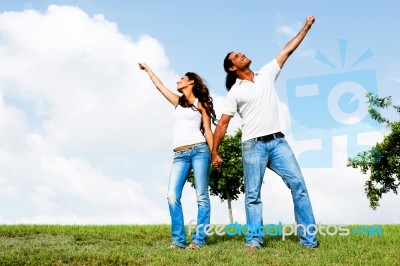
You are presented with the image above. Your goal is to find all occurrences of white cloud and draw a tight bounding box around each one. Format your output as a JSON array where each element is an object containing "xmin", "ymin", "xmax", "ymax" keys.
[
  {"xmin": 0, "ymin": 5, "xmax": 174, "ymax": 224},
  {"xmin": 276, "ymin": 24, "xmax": 298, "ymax": 38},
  {"xmin": 389, "ymin": 75, "xmax": 400, "ymax": 84}
]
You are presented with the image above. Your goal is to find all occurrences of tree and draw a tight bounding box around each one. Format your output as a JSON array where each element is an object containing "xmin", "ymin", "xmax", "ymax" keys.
[
  {"xmin": 188, "ymin": 129, "xmax": 244, "ymax": 223},
  {"xmin": 347, "ymin": 92, "xmax": 400, "ymax": 209}
]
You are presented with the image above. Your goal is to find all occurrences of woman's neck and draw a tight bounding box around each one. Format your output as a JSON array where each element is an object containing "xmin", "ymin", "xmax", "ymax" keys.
[{"xmin": 182, "ymin": 91, "xmax": 196, "ymax": 104}]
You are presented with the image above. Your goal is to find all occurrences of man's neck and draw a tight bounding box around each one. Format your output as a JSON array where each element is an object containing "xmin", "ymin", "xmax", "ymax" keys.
[{"xmin": 237, "ymin": 68, "xmax": 254, "ymax": 82}]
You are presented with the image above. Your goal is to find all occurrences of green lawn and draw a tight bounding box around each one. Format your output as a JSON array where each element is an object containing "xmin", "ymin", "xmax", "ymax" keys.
[{"xmin": 0, "ymin": 224, "xmax": 399, "ymax": 265}]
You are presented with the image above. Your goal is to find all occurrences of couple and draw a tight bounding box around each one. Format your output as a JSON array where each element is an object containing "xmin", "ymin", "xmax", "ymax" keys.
[{"xmin": 139, "ymin": 16, "xmax": 318, "ymax": 250}]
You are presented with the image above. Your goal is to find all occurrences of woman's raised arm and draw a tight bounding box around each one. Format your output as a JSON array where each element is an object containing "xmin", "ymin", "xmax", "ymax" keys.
[{"xmin": 138, "ymin": 62, "xmax": 180, "ymax": 107}]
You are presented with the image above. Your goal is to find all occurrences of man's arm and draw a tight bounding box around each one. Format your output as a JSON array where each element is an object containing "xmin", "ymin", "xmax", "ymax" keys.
[
  {"xmin": 211, "ymin": 114, "xmax": 232, "ymax": 169},
  {"xmin": 276, "ymin": 16, "xmax": 315, "ymax": 69}
]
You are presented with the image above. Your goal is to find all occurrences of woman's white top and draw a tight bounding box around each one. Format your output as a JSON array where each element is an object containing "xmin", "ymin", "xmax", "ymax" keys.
[{"xmin": 173, "ymin": 98, "xmax": 205, "ymax": 149}]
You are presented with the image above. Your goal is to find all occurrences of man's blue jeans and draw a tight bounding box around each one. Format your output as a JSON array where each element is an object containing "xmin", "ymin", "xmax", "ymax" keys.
[
  {"xmin": 167, "ymin": 142, "xmax": 211, "ymax": 248},
  {"xmin": 242, "ymin": 137, "xmax": 318, "ymax": 247}
]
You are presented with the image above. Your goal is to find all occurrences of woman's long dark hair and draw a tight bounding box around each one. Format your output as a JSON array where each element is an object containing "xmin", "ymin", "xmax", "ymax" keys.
[
  {"xmin": 224, "ymin": 51, "xmax": 237, "ymax": 91},
  {"xmin": 178, "ymin": 72, "xmax": 218, "ymax": 134}
]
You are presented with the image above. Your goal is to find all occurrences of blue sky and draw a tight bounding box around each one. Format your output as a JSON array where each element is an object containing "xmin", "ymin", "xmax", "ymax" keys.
[{"xmin": 0, "ymin": 1, "xmax": 399, "ymax": 225}]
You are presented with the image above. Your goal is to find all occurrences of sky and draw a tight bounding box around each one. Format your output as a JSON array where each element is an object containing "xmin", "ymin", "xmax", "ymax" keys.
[{"xmin": 0, "ymin": 0, "xmax": 399, "ymax": 225}]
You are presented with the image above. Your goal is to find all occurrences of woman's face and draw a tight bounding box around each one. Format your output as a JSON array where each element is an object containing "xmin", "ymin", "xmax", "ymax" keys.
[{"xmin": 176, "ymin": 76, "xmax": 192, "ymax": 93}]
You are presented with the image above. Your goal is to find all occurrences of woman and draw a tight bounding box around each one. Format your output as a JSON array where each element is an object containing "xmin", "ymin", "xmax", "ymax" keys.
[{"xmin": 138, "ymin": 63, "xmax": 217, "ymax": 249}]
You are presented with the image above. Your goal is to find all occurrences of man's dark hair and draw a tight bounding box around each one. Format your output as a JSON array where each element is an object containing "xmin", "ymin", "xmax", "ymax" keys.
[{"xmin": 223, "ymin": 52, "xmax": 238, "ymax": 91}]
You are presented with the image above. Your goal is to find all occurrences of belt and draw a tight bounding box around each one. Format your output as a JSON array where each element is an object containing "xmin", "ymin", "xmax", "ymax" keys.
[{"xmin": 255, "ymin": 132, "xmax": 285, "ymax": 142}]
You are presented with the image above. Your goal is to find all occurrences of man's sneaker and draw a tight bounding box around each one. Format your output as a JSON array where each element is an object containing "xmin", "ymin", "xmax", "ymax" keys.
[{"xmin": 246, "ymin": 245, "xmax": 258, "ymax": 251}]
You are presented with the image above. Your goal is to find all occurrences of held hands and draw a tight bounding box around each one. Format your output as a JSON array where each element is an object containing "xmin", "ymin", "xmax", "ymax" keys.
[{"xmin": 212, "ymin": 153, "xmax": 223, "ymax": 169}]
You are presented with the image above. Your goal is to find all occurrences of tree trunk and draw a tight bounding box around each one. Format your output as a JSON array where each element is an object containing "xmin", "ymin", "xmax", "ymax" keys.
[{"xmin": 226, "ymin": 189, "xmax": 233, "ymax": 224}]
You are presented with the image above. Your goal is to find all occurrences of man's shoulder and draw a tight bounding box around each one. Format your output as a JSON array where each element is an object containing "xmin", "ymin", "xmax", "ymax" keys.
[
  {"xmin": 259, "ymin": 58, "xmax": 278, "ymax": 70},
  {"xmin": 257, "ymin": 58, "xmax": 281, "ymax": 76}
]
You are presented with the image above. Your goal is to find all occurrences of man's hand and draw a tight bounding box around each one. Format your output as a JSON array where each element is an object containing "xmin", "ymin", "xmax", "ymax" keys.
[
  {"xmin": 305, "ymin": 16, "xmax": 315, "ymax": 27},
  {"xmin": 212, "ymin": 152, "xmax": 223, "ymax": 169}
]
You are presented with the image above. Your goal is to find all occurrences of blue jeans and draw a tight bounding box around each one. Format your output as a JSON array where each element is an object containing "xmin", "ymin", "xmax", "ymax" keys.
[
  {"xmin": 242, "ymin": 137, "xmax": 318, "ymax": 247},
  {"xmin": 167, "ymin": 142, "xmax": 211, "ymax": 247}
]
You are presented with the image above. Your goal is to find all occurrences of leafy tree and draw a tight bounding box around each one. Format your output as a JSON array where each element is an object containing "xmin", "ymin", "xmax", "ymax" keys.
[
  {"xmin": 188, "ymin": 129, "xmax": 244, "ymax": 223},
  {"xmin": 347, "ymin": 92, "xmax": 400, "ymax": 209}
]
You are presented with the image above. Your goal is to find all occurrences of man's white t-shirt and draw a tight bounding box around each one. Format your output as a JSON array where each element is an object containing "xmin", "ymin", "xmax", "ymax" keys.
[{"xmin": 222, "ymin": 59, "xmax": 284, "ymax": 142}]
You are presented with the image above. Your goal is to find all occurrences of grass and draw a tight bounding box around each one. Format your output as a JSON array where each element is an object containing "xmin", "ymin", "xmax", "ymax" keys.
[{"xmin": 0, "ymin": 224, "xmax": 399, "ymax": 265}]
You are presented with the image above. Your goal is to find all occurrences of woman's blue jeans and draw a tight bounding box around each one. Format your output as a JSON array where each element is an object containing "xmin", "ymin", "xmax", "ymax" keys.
[
  {"xmin": 167, "ymin": 142, "xmax": 211, "ymax": 247},
  {"xmin": 242, "ymin": 137, "xmax": 318, "ymax": 248}
]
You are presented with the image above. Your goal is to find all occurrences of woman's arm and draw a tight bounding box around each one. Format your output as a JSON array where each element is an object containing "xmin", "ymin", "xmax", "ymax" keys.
[
  {"xmin": 138, "ymin": 62, "xmax": 180, "ymax": 107},
  {"xmin": 198, "ymin": 104, "xmax": 214, "ymax": 151}
]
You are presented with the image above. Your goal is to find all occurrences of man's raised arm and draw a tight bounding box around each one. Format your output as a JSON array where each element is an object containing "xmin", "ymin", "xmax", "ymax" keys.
[{"xmin": 276, "ymin": 16, "xmax": 315, "ymax": 69}]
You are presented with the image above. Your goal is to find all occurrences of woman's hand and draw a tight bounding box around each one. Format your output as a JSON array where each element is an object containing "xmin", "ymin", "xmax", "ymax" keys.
[{"xmin": 138, "ymin": 62, "xmax": 149, "ymax": 71}]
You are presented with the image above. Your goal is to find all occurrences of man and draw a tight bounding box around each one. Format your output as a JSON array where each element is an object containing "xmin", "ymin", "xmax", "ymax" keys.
[{"xmin": 212, "ymin": 16, "xmax": 317, "ymax": 250}]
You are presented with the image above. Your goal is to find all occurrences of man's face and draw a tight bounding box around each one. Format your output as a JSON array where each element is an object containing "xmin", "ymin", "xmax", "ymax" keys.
[{"xmin": 228, "ymin": 52, "xmax": 251, "ymax": 71}]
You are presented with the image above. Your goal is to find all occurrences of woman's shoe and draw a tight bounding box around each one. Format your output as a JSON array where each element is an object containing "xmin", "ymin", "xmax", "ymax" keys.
[
  {"xmin": 185, "ymin": 242, "xmax": 200, "ymax": 250},
  {"xmin": 169, "ymin": 243, "xmax": 185, "ymax": 249}
]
